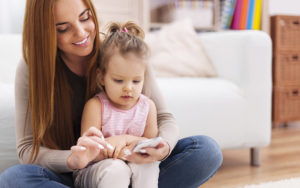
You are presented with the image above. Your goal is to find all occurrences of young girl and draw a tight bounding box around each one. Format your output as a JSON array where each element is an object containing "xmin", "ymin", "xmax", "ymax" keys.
[{"xmin": 73, "ymin": 22, "xmax": 160, "ymax": 188}]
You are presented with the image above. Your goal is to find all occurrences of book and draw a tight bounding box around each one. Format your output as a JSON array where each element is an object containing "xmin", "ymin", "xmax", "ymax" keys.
[
  {"xmin": 239, "ymin": 0, "xmax": 249, "ymax": 29},
  {"xmin": 220, "ymin": 0, "xmax": 236, "ymax": 29},
  {"xmin": 246, "ymin": 0, "xmax": 255, "ymax": 29},
  {"xmin": 253, "ymin": 0, "xmax": 262, "ymax": 30},
  {"xmin": 231, "ymin": 0, "xmax": 242, "ymax": 29}
]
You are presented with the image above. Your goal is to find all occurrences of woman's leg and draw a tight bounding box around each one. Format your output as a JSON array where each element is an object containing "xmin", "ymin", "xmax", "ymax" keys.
[
  {"xmin": 0, "ymin": 164, "xmax": 73, "ymax": 188},
  {"xmin": 159, "ymin": 136, "xmax": 223, "ymax": 188}
]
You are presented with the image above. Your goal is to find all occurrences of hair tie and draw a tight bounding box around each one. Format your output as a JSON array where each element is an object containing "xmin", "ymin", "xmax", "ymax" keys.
[{"xmin": 122, "ymin": 27, "xmax": 128, "ymax": 33}]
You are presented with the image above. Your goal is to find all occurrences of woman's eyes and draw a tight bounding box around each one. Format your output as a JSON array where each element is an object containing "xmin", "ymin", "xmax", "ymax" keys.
[
  {"xmin": 56, "ymin": 14, "xmax": 90, "ymax": 33},
  {"xmin": 57, "ymin": 27, "xmax": 69, "ymax": 33}
]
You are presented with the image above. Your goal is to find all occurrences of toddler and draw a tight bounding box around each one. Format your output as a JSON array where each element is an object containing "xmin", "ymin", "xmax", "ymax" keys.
[{"xmin": 74, "ymin": 22, "xmax": 160, "ymax": 188}]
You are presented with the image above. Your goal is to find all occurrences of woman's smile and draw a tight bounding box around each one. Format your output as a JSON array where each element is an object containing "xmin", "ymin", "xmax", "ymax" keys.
[{"xmin": 73, "ymin": 35, "xmax": 90, "ymax": 47}]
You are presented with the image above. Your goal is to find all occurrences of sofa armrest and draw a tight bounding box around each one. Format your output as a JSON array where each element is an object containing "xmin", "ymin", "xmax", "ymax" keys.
[
  {"xmin": 199, "ymin": 30, "xmax": 272, "ymax": 92},
  {"xmin": 199, "ymin": 30, "xmax": 272, "ymax": 145}
]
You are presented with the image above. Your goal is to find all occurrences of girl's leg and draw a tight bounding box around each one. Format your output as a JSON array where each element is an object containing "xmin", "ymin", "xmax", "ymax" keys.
[
  {"xmin": 159, "ymin": 136, "xmax": 223, "ymax": 188},
  {"xmin": 128, "ymin": 161, "xmax": 160, "ymax": 188},
  {"xmin": 74, "ymin": 158, "xmax": 131, "ymax": 188},
  {"xmin": 0, "ymin": 164, "xmax": 73, "ymax": 188}
]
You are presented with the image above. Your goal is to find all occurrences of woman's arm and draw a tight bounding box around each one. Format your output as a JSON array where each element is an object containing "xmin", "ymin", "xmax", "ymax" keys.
[
  {"xmin": 15, "ymin": 60, "xmax": 72, "ymax": 172},
  {"xmin": 142, "ymin": 62, "xmax": 179, "ymax": 155},
  {"xmin": 15, "ymin": 60, "xmax": 107, "ymax": 172}
]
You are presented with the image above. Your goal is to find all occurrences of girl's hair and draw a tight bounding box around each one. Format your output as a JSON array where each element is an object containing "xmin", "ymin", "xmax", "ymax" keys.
[
  {"xmin": 96, "ymin": 21, "xmax": 149, "ymax": 89},
  {"xmin": 23, "ymin": 0, "xmax": 100, "ymax": 162}
]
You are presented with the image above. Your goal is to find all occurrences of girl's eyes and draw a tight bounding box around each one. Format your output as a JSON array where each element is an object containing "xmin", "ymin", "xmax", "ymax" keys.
[
  {"xmin": 113, "ymin": 79, "xmax": 141, "ymax": 84},
  {"xmin": 114, "ymin": 79, "xmax": 123, "ymax": 83}
]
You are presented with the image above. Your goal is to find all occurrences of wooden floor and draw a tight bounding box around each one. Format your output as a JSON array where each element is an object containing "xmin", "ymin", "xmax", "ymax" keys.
[{"xmin": 201, "ymin": 124, "xmax": 300, "ymax": 188}]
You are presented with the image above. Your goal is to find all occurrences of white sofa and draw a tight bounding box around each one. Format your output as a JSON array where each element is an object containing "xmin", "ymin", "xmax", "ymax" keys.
[{"xmin": 0, "ymin": 30, "xmax": 272, "ymax": 173}]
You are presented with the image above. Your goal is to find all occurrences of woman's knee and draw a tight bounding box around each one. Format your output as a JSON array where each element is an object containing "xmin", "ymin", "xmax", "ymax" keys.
[
  {"xmin": 0, "ymin": 164, "xmax": 42, "ymax": 187},
  {"xmin": 193, "ymin": 135, "xmax": 223, "ymax": 168}
]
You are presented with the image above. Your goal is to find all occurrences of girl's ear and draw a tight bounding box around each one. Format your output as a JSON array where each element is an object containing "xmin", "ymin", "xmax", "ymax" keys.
[{"xmin": 96, "ymin": 68, "xmax": 105, "ymax": 86}]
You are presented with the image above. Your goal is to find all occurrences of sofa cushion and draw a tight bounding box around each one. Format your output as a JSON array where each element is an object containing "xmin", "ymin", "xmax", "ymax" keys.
[
  {"xmin": 0, "ymin": 83, "xmax": 19, "ymax": 173},
  {"xmin": 145, "ymin": 19, "xmax": 218, "ymax": 78},
  {"xmin": 157, "ymin": 77, "xmax": 248, "ymax": 149}
]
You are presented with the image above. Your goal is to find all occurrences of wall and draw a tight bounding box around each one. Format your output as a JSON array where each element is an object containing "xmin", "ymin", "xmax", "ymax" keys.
[
  {"xmin": 0, "ymin": 0, "xmax": 25, "ymax": 33},
  {"xmin": 269, "ymin": 0, "xmax": 300, "ymax": 16}
]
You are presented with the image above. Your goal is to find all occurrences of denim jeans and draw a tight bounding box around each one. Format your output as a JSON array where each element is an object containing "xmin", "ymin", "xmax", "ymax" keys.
[{"xmin": 0, "ymin": 136, "xmax": 222, "ymax": 188}]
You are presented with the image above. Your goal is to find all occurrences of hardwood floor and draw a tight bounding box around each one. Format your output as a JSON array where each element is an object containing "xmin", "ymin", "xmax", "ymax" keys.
[{"xmin": 200, "ymin": 124, "xmax": 300, "ymax": 188}]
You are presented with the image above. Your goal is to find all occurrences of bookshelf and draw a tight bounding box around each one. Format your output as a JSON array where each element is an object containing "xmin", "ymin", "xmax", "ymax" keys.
[
  {"xmin": 92, "ymin": 0, "xmax": 269, "ymax": 33},
  {"xmin": 146, "ymin": 0, "xmax": 270, "ymax": 33}
]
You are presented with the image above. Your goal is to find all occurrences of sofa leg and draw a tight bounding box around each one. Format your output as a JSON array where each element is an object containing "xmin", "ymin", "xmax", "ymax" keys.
[{"xmin": 250, "ymin": 148, "xmax": 260, "ymax": 166}]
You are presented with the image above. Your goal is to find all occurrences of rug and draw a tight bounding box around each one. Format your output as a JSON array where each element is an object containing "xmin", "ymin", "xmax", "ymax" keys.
[{"xmin": 240, "ymin": 177, "xmax": 300, "ymax": 188}]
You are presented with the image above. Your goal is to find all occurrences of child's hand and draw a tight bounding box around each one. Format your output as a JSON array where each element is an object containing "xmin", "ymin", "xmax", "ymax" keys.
[{"xmin": 105, "ymin": 135, "xmax": 130, "ymax": 159}]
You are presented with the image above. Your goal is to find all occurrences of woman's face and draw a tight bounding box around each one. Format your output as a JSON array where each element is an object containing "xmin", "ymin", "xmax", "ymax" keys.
[{"xmin": 54, "ymin": 0, "xmax": 96, "ymax": 59}]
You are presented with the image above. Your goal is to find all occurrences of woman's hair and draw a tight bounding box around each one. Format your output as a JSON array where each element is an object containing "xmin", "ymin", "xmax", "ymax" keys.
[
  {"xmin": 96, "ymin": 21, "xmax": 149, "ymax": 89},
  {"xmin": 22, "ymin": 0, "xmax": 100, "ymax": 162}
]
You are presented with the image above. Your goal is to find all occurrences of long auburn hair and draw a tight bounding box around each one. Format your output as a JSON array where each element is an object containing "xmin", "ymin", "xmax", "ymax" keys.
[{"xmin": 23, "ymin": 0, "xmax": 100, "ymax": 162}]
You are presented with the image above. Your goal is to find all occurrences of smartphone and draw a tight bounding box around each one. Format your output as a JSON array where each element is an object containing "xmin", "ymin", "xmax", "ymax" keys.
[{"xmin": 133, "ymin": 137, "xmax": 162, "ymax": 153}]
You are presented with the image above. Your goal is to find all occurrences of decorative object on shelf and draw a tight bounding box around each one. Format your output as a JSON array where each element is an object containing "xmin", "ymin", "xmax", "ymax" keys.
[{"xmin": 150, "ymin": 0, "xmax": 219, "ymax": 31}]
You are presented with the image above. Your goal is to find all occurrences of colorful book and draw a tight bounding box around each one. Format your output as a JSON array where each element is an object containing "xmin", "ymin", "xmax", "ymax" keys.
[
  {"xmin": 239, "ymin": 0, "xmax": 249, "ymax": 29},
  {"xmin": 246, "ymin": 0, "xmax": 255, "ymax": 29},
  {"xmin": 253, "ymin": 0, "xmax": 262, "ymax": 30},
  {"xmin": 231, "ymin": 0, "xmax": 242, "ymax": 29},
  {"xmin": 220, "ymin": 0, "xmax": 236, "ymax": 29}
]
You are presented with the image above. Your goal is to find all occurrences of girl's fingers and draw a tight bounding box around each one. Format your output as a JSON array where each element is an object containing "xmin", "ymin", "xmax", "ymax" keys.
[
  {"xmin": 107, "ymin": 146, "xmax": 114, "ymax": 158},
  {"xmin": 113, "ymin": 146, "xmax": 122, "ymax": 159}
]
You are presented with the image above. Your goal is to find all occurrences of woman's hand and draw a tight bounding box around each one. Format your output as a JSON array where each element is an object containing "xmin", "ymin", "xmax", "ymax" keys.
[
  {"xmin": 67, "ymin": 127, "xmax": 109, "ymax": 170},
  {"xmin": 124, "ymin": 139, "xmax": 170, "ymax": 164}
]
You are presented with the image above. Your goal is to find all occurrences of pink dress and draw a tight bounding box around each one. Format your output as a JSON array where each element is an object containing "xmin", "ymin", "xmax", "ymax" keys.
[{"xmin": 96, "ymin": 92, "xmax": 150, "ymax": 138}]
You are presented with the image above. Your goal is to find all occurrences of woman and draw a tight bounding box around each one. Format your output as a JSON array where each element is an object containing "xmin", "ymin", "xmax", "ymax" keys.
[{"xmin": 0, "ymin": 0, "xmax": 222, "ymax": 187}]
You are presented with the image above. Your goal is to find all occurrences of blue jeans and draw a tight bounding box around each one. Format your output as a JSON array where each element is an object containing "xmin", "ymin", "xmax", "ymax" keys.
[{"xmin": 0, "ymin": 136, "xmax": 222, "ymax": 188}]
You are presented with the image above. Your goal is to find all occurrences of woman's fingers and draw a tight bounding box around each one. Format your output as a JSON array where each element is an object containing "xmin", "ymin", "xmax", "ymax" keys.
[
  {"xmin": 125, "ymin": 139, "xmax": 170, "ymax": 163},
  {"xmin": 83, "ymin": 126, "xmax": 104, "ymax": 139}
]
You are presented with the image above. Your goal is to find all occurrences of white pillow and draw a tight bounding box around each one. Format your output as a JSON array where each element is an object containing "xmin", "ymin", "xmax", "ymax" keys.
[{"xmin": 145, "ymin": 19, "xmax": 218, "ymax": 77}]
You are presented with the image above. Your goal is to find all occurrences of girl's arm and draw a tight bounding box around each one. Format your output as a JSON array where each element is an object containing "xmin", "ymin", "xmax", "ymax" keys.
[
  {"xmin": 81, "ymin": 97, "xmax": 102, "ymax": 135},
  {"xmin": 142, "ymin": 99, "xmax": 158, "ymax": 138},
  {"xmin": 142, "ymin": 62, "xmax": 179, "ymax": 155}
]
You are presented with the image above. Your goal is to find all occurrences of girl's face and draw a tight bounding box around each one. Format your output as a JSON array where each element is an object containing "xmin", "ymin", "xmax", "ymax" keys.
[
  {"xmin": 101, "ymin": 52, "xmax": 146, "ymax": 110},
  {"xmin": 54, "ymin": 0, "xmax": 96, "ymax": 59}
]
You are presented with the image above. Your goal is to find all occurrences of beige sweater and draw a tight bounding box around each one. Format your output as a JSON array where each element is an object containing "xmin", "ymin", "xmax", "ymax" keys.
[{"xmin": 15, "ymin": 59, "xmax": 179, "ymax": 173}]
